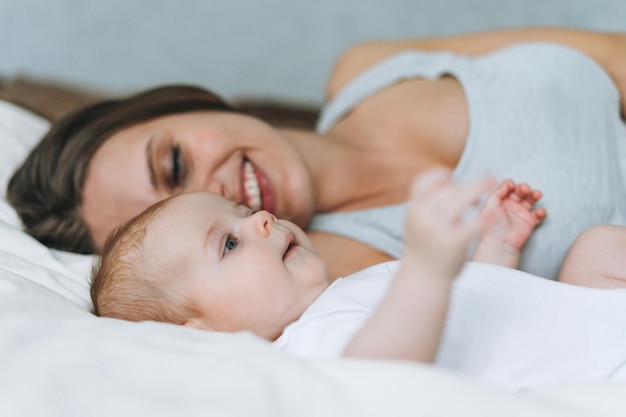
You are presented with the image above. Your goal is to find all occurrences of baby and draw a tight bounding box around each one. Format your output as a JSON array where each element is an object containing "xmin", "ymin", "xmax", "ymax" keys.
[{"xmin": 91, "ymin": 168, "xmax": 577, "ymax": 362}]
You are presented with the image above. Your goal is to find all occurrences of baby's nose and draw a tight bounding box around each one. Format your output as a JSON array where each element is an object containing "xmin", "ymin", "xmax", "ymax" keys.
[{"xmin": 252, "ymin": 210, "xmax": 277, "ymax": 237}]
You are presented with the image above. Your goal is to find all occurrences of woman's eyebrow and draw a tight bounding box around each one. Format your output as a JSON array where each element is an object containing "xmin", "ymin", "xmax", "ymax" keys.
[{"xmin": 145, "ymin": 137, "xmax": 159, "ymax": 190}]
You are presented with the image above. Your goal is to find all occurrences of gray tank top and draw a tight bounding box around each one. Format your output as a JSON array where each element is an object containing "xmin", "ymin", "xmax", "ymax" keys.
[{"xmin": 309, "ymin": 43, "xmax": 626, "ymax": 280}]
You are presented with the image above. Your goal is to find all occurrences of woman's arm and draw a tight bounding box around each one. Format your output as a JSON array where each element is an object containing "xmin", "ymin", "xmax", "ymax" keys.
[
  {"xmin": 343, "ymin": 170, "xmax": 494, "ymax": 361},
  {"xmin": 327, "ymin": 27, "xmax": 626, "ymax": 114}
]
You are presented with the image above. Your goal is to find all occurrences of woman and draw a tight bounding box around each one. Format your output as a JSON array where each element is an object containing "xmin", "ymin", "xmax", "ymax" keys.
[{"xmin": 8, "ymin": 27, "xmax": 626, "ymax": 279}]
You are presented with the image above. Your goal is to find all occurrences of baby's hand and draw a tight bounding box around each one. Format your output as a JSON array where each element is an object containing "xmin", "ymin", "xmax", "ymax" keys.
[
  {"xmin": 481, "ymin": 180, "xmax": 546, "ymax": 250},
  {"xmin": 473, "ymin": 180, "xmax": 547, "ymax": 268},
  {"xmin": 403, "ymin": 168, "xmax": 495, "ymax": 280}
]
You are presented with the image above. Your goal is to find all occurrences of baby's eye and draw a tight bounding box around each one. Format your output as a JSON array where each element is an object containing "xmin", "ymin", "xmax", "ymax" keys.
[{"xmin": 223, "ymin": 235, "xmax": 239, "ymax": 255}]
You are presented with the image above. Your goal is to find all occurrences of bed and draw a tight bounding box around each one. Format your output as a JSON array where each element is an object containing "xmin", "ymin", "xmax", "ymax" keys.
[{"xmin": 2, "ymin": 78, "xmax": 626, "ymax": 417}]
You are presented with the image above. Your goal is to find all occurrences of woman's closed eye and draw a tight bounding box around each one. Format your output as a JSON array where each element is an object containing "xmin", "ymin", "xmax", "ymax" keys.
[
  {"xmin": 223, "ymin": 234, "xmax": 239, "ymax": 255},
  {"xmin": 169, "ymin": 144, "xmax": 186, "ymax": 188}
]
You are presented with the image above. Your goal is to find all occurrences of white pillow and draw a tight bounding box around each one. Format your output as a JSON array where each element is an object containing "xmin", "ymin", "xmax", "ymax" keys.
[{"xmin": 0, "ymin": 99, "xmax": 94, "ymax": 313}]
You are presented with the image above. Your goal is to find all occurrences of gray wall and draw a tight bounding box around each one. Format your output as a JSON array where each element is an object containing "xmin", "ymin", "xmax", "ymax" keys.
[{"xmin": 1, "ymin": 0, "xmax": 625, "ymax": 105}]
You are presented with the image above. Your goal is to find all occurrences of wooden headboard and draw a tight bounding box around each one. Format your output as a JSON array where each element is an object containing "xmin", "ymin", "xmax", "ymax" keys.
[{"xmin": 0, "ymin": 75, "xmax": 319, "ymax": 130}]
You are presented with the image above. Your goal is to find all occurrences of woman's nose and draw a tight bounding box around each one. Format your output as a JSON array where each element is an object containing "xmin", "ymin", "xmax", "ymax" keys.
[{"xmin": 250, "ymin": 210, "xmax": 277, "ymax": 237}]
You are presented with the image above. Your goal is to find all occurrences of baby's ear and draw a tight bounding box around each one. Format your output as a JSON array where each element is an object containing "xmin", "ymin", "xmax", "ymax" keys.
[{"xmin": 183, "ymin": 317, "xmax": 212, "ymax": 330}]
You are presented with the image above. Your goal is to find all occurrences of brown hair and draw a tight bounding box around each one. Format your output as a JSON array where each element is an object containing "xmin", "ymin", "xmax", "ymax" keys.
[
  {"xmin": 7, "ymin": 85, "xmax": 235, "ymax": 254},
  {"xmin": 90, "ymin": 196, "xmax": 199, "ymax": 323}
]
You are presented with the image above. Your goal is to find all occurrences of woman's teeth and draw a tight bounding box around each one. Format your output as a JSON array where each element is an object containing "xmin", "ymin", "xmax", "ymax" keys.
[{"xmin": 243, "ymin": 161, "xmax": 261, "ymax": 211}]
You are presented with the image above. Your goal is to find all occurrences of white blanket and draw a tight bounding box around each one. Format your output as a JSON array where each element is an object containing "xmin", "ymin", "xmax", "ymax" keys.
[{"xmin": 2, "ymin": 99, "xmax": 626, "ymax": 416}]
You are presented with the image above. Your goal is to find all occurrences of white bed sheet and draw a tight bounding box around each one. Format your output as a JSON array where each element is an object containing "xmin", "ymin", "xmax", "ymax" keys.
[{"xmin": 2, "ymin": 99, "xmax": 626, "ymax": 416}]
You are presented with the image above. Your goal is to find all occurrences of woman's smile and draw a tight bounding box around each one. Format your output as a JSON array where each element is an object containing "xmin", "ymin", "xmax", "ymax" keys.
[
  {"xmin": 242, "ymin": 159, "xmax": 262, "ymax": 211},
  {"xmin": 242, "ymin": 158, "xmax": 275, "ymax": 214}
]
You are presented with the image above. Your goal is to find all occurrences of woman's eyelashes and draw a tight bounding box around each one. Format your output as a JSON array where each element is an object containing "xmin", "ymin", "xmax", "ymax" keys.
[
  {"xmin": 223, "ymin": 234, "xmax": 239, "ymax": 256},
  {"xmin": 163, "ymin": 143, "xmax": 188, "ymax": 190},
  {"xmin": 170, "ymin": 144, "xmax": 183, "ymax": 187}
]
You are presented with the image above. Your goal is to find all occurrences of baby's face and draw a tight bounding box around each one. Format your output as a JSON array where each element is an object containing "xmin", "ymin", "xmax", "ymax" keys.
[{"xmin": 143, "ymin": 192, "xmax": 329, "ymax": 340}]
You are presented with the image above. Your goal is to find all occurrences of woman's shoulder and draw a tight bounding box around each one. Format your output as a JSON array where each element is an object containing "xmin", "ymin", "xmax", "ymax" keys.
[{"xmin": 325, "ymin": 41, "xmax": 420, "ymax": 101}]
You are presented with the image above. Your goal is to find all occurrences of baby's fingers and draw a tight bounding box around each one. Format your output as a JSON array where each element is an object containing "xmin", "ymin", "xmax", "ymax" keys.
[
  {"xmin": 533, "ymin": 206, "xmax": 548, "ymax": 223},
  {"xmin": 526, "ymin": 188, "xmax": 543, "ymax": 205},
  {"xmin": 514, "ymin": 183, "xmax": 543, "ymax": 207},
  {"xmin": 439, "ymin": 176, "xmax": 496, "ymax": 222},
  {"xmin": 482, "ymin": 180, "xmax": 513, "ymax": 212}
]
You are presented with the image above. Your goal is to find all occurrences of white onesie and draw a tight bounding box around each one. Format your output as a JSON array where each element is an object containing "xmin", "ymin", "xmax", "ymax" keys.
[{"xmin": 274, "ymin": 261, "xmax": 626, "ymax": 391}]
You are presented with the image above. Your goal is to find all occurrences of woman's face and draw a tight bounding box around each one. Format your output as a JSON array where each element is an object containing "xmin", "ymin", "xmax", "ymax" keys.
[{"xmin": 82, "ymin": 111, "xmax": 314, "ymax": 249}]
